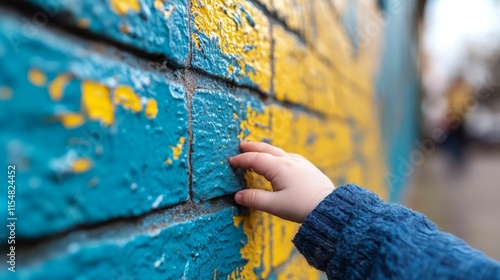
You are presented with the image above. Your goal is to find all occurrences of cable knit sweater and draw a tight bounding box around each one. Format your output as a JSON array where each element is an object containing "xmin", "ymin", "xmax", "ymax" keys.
[{"xmin": 293, "ymin": 184, "xmax": 500, "ymax": 279}]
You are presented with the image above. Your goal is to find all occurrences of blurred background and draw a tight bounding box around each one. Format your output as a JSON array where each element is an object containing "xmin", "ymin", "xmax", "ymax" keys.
[{"xmin": 403, "ymin": 0, "xmax": 500, "ymax": 261}]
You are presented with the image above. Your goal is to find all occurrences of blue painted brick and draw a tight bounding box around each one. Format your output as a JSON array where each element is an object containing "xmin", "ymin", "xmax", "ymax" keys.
[
  {"xmin": 191, "ymin": 88, "xmax": 266, "ymax": 200},
  {"xmin": 2, "ymin": 208, "xmax": 246, "ymax": 280},
  {"xmin": 0, "ymin": 12, "xmax": 189, "ymax": 238},
  {"xmin": 26, "ymin": 0, "xmax": 189, "ymax": 67}
]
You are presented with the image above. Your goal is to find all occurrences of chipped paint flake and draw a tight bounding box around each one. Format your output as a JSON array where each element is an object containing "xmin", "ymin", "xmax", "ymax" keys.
[
  {"xmin": 49, "ymin": 73, "xmax": 72, "ymax": 101},
  {"xmin": 153, "ymin": 254, "xmax": 165, "ymax": 268},
  {"xmin": 28, "ymin": 68, "xmax": 46, "ymax": 87},
  {"xmin": 72, "ymin": 158, "xmax": 93, "ymax": 173},
  {"xmin": 114, "ymin": 86, "xmax": 142, "ymax": 113},
  {"xmin": 151, "ymin": 194, "xmax": 164, "ymax": 209},
  {"xmin": 171, "ymin": 136, "xmax": 185, "ymax": 161},
  {"xmin": 82, "ymin": 81, "xmax": 114, "ymax": 125},
  {"xmin": 110, "ymin": 0, "xmax": 141, "ymax": 15},
  {"xmin": 54, "ymin": 113, "xmax": 85, "ymax": 129},
  {"xmin": 145, "ymin": 98, "xmax": 158, "ymax": 119}
]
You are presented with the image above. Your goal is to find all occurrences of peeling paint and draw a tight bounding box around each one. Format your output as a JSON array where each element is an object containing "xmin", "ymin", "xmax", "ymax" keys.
[
  {"xmin": 28, "ymin": 68, "xmax": 46, "ymax": 87},
  {"xmin": 170, "ymin": 137, "xmax": 186, "ymax": 160},
  {"xmin": 72, "ymin": 157, "xmax": 93, "ymax": 173},
  {"xmin": 0, "ymin": 0, "xmax": 411, "ymax": 278},
  {"xmin": 145, "ymin": 98, "xmax": 158, "ymax": 119},
  {"xmin": 110, "ymin": 0, "xmax": 141, "ymax": 15},
  {"xmin": 82, "ymin": 81, "xmax": 114, "ymax": 125},
  {"xmin": 114, "ymin": 85, "xmax": 143, "ymax": 113},
  {"xmin": 49, "ymin": 73, "xmax": 72, "ymax": 101},
  {"xmin": 54, "ymin": 113, "xmax": 86, "ymax": 129},
  {"xmin": 191, "ymin": 0, "xmax": 272, "ymax": 92}
]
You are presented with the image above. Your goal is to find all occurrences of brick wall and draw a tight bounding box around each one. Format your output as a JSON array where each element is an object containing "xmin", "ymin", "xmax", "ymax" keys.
[{"xmin": 0, "ymin": 0, "xmax": 404, "ymax": 278}]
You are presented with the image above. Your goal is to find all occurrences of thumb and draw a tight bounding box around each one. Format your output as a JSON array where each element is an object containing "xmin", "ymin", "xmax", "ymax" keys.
[{"xmin": 234, "ymin": 189, "xmax": 277, "ymax": 214}]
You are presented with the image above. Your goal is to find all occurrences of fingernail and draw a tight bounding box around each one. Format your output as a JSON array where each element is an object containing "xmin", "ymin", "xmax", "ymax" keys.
[{"xmin": 234, "ymin": 192, "xmax": 243, "ymax": 203}]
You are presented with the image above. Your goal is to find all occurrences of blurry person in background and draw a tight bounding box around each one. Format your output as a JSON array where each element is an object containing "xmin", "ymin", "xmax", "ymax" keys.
[{"xmin": 420, "ymin": 0, "xmax": 500, "ymax": 169}]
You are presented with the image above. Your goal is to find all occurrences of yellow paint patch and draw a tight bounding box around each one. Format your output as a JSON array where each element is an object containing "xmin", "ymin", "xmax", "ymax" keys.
[
  {"xmin": 81, "ymin": 81, "xmax": 114, "ymax": 125},
  {"xmin": 49, "ymin": 73, "xmax": 72, "ymax": 101},
  {"xmin": 238, "ymin": 105, "xmax": 271, "ymax": 141},
  {"xmin": 191, "ymin": 0, "xmax": 272, "ymax": 92},
  {"xmin": 110, "ymin": 0, "xmax": 140, "ymax": 15},
  {"xmin": 72, "ymin": 158, "xmax": 93, "ymax": 173},
  {"xmin": 28, "ymin": 68, "xmax": 46, "ymax": 87},
  {"xmin": 54, "ymin": 113, "xmax": 85, "ymax": 129},
  {"xmin": 145, "ymin": 98, "xmax": 158, "ymax": 119},
  {"xmin": 114, "ymin": 86, "xmax": 142, "ymax": 113},
  {"xmin": 171, "ymin": 137, "xmax": 185, "ymax": 161},
  {"xmin": 273, "ymin": 25, "xmax": 338, "ymax": 117},
  {"xmin": 0, "ymin": 86, "xmax": 13, "ymax": 100},
  {"xmin": 164, "ymin": 159, "xmax": 172, "ymax": 165}
]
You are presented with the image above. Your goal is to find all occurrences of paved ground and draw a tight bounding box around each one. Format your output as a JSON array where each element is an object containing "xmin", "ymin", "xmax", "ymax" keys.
[{"xmin": 403, "ymin": 143, "xmax": 500, "ymax": 261}]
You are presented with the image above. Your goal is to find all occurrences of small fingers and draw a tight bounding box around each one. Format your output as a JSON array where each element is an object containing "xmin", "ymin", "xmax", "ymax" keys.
[
  {"xmin": 240, "ymin": 141, "xmax": 288, "ymax": 157},
  {"xmin": 229, "ymin": 152, "xmax": 282, "ymax": 181},
  {"xmin": 234, "ymin": 189, "xmax": 279, "ymax": 215}
]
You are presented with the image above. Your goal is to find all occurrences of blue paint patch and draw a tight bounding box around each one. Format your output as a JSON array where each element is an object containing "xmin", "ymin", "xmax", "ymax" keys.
[
  {"xmin": 191, "ymin": 29, "xmax": 259, "ymax": 89},
  {"xmin": 191, "ymin": 87, "xmax": 267, "ymax": 200},
  {"xmin": 0, "ymin": 12, "xmax": 189, "ymax": 238},
  {"xmin": 191, "ymin": 89, "xmax": 243, "ymax": 201},
  {"xmin": 26, "ymin": 0, "xmax": 190, "ymax": 67},
  {"xmin": 2, "ymin": 208, "xmax": 247, "ymax": 280}
]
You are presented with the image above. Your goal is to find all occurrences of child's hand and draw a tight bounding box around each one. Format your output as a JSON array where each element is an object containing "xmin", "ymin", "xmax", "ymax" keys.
[{"xmin": 229, "ymin": 142, "xmax": 335, "ymax": 223}]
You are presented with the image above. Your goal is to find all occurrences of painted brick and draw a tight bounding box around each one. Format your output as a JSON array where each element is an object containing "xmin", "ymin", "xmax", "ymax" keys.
[
  {"xmin": 273, "ymin": 24, "xmax": 338, "ymax": 118},
  {"xmin": 190, "ymin": 0, "xmax": 272, "ymax": 93},
  {"xmin": 272, "ymin": 0, "xmax": 313, "ymax": 39},
  {"xmin": 0, "ymin": 0, "xmax": 419, "ymax": 278},
  {"xmin": 191, "ymin": 88, "xmax": 269, "ymax": 200},
  {"xmin": 0, "ymin": 13, "xmax": 189, "ymax": 238},
  {"xmin": 26, "ymin": 0, "xmax": 189, "ymax": 66},
  {"xmin": 2, "ymin": 208, "xmax": 246, "ymax": 280}
]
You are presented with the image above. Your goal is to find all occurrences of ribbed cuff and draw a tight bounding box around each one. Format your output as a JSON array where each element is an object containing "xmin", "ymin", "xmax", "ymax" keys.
[{"xmin": 292, "ymin": 184, "xmax": 385, "ymax": 276}]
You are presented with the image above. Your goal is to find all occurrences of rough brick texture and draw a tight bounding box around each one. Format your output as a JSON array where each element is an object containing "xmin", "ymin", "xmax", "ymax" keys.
[{"xmin": 0, "ymin": 0, "xmax": 417, "ymax": 279}]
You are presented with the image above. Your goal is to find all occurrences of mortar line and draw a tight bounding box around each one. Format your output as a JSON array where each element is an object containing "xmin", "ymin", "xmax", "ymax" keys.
[
  {"xmin": 248, "ymin": 0, "xmax": 307, "ymax": 45},
  {"xmin": 15, "ymin": 195, "xmax": 239, "ymax": 252},
  {"xmin": 184, "ymin": 74, "xmax": 195, "ymax": 201}
]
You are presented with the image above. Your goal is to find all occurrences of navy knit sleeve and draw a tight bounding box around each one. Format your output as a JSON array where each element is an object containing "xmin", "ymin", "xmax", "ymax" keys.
[{"xmin": 293, "ymin": 184, "xmax": 500, "ymax": 279}]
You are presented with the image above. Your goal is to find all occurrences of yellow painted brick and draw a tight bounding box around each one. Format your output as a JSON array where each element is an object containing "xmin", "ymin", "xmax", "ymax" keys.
[
  {"xmin": 311, "ymin": 0, "xmax": 352, "ymax": 68},
  {"xmin": 272, "ymin": 0, "xmax": 312, "ymax": 37},
  {"xmin": 191, "ymin": 0, "xmax": 272, "ymax": 93},
  {"xmin": 273, "ymin": 25, "xmax": 338, "ymax": 118}
]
